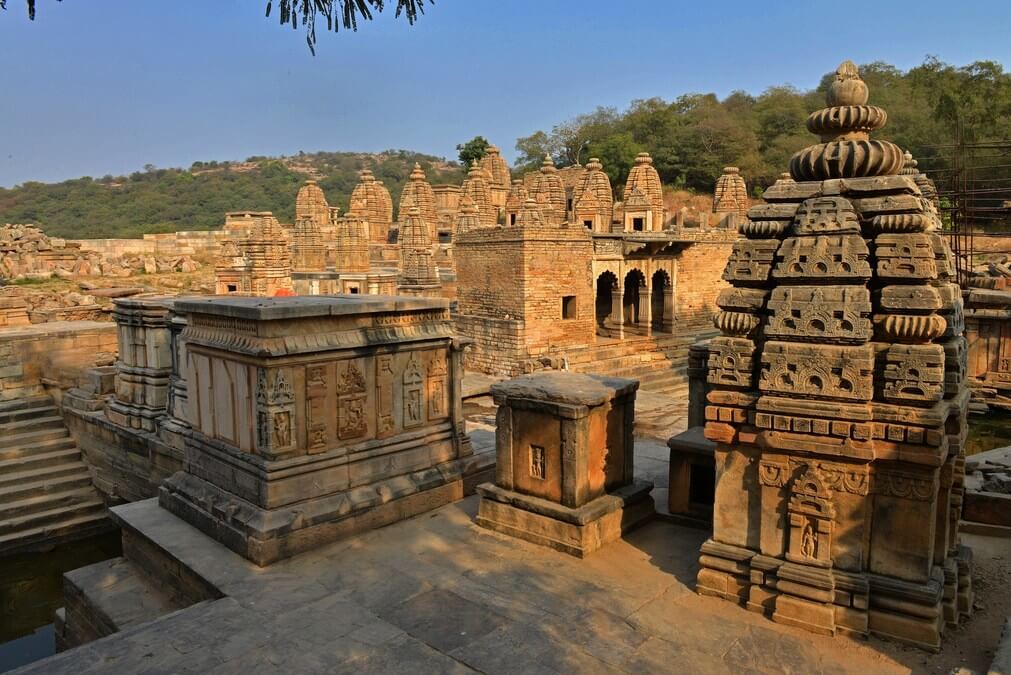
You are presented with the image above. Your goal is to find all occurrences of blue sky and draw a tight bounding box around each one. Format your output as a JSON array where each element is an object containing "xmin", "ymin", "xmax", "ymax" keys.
[{"xmin": 1, "ymin": 0, "xmax": 1009, "ymax": 187}]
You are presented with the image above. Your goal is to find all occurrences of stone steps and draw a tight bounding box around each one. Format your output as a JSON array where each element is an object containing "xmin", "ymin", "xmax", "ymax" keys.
[
  {"xmin": 0, "ymin": 443, "xmax": 82, "ymax": 471},
  {"xmin": 0, "ymin": 414, "xmax": 68, "ymax": 437},
  {"xmin": 0, "ymin": 468, "xmax": 95, "ymax": 504},
  {"xmin": 61, "ymin": 556, "xmax": 184, "ymax": 649},
  {"xmin": 0, "ymin": 395, "xmax": 110, "ymax": 555},
  {"xmin": 0, "ymin": 426, "xmax": 71, "ymax": 452},
  {"xmin": 0, "ymin": 486, "xmax": 106, "ymax": 523},
  {"xmin": 0, "ymin": 404, "xmax": 59, "ymax": 425},
  {"xmin": 0, "ymin": 510, "xmax": 112, "ymax": 556},
  {"xmin": 0, "ymin": 496, "xmax": 106, "ymax": 536},
  {"xmin": 0, "ymin": 395, "xmax": 53, "ymax": 414}
]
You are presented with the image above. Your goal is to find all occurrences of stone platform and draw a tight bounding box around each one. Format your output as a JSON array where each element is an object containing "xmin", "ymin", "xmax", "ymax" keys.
[{"xmin": 16, "ymin": 439, "xmax": 1009, "ymax": 674}]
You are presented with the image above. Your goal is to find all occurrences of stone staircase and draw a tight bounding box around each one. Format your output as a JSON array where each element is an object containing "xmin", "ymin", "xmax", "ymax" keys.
[
  {"xmin": 563, "ymin": 333, "xmax": 700, "ymax": 397},
  {"xmin": 0, "ymin": 395, "xmax": 111, "ymax": 555}
]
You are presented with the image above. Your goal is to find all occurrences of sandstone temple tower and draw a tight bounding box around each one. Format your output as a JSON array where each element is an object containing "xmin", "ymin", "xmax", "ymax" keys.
[
  {"xmin": 713, "ymin": 166, "xmax": 749, "ymax": 219},
  {"xmin": 697, "ymin": 60, "xmax": 972, "ymax": 650},
  {"xmin": 398, "ymin": 163, "xmax": 438, "ymax": 239},
  {"xmin": 350, "ymin": 169, "xmax": 393, "ymax": 244},
  {"xmin": 530, "ymin": 155, "xmax": 567, "ymax": 226},
  {"xmin": 461, "ymin": 161, "xmax": 497, "ymax": 229},
  {"xmin": 398, "ymin": 206, "xmax": 442, "ymax": 297},
  {"xmin": 622, "ymin": 152, "xmax": 664, "ymax": 230}
]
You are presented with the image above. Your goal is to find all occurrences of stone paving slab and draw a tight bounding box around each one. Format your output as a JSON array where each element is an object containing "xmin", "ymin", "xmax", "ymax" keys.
[{"xmin": 15, "ymin": 488, "xmax": 1007, "ymax": 674}]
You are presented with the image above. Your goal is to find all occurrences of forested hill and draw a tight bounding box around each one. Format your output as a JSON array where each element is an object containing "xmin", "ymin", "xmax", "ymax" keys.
[
  {"xmin": 0, "ymin": 151, "xmax": 465, "ymax": 239},
  {"xmin": 515, "ymin": 57, "xmax": 1011, "ymax": 199}
]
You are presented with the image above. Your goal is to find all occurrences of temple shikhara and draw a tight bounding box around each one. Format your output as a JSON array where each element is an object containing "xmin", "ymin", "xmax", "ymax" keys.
[
  {"xmin": 2, "ymin": 53, "xmax": 1007, "ymax": 675},
  {"xmin": 695, "ymin": 61, "xmax": 973, "ymax": 649}
]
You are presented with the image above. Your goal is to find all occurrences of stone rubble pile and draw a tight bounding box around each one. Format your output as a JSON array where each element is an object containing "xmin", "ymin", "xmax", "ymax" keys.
[
  {"xmin": 966, "ymin": 447, "xmax": 1011, "ymax": 495},
  {"xmin": 969, "ymin": 256, "xmax": 1011, "ymax": 290},
  {"xmin": 0, "ymin": 224, "xmax": 201, "ymax": 280}
]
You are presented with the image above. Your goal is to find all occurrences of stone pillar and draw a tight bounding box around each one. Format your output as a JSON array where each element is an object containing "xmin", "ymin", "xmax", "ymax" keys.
[
  {"xmin": 662, "ymin": 285, "xmax": 675, "ymax": 333},
  {"xmin": 687, "ymin": 340, "xmax": 711, "ymax": 429},
  {"xmin": 160, "ymin": 309, "xmax": 190, "ymax": 451},
  {"xmin": 607, "ymin": 285, "xmax": 624, "ymax": 338},
  {"xmin": 475, "ymin": 372, "xmax": 654, "ymax": 557},
  {"xmin": 105, "ymin": 297, "xmax": 174, "ymax": 432},
  {"xmin": 642, "ymin": 288, "xmax": 653, "ymax": 336}
]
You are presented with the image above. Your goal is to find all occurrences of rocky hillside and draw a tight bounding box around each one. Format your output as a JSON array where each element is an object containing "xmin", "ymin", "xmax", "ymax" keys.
[{"xmin": 0, "ymin": 150, "xmax": 465, "ymax": 240}]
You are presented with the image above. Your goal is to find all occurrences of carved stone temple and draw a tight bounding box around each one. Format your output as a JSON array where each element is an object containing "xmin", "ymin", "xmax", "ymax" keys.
[
  {"xmin": 696, "ymin": 61, "xmax": 973, "ymax": 650},
  {"xmin": 159, "ymin": 295, "xmax": 482, "ymax": 565}
]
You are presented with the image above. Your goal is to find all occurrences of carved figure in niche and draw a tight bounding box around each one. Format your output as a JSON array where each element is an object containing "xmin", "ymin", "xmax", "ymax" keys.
[
  {"xmin": 273, "ymin": 411, "xmax": 291, "ymax": 448},
  {"xmin": 801, "ymin": 521, "xmax": 817, "ymax": 559},
  {"xmin": 376, "ymin": 355, "xmax": 395, "ymax": 436},
  {"xmin": 792, "ymin": 196, "xmax": 860, "ymax": 235},
  {"xmin": 530, "ymin": 445, "xmax": 546, "ymax": 480},
  {"xmin": 403, "ymin": 354, "xmax": 424, "ymax": 428},
  {"xmin": 337, "ymin": 360, "xmax": 367, "ymax": 440},
  {"xmin": 786, "ymin": 465, "xmax": 835, "ymax": 568},
  {"xmin": 306, "ymin": 366, "xmax": 328, "ymax": 451}
]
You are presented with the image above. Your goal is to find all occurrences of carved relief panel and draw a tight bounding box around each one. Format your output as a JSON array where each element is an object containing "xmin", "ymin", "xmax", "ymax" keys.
[
  {"xmin": 791, "ymin": 196, "xmax": 860, "ymax": 236},
  {"xmin": 255, "ymin": 368, "xmax": 296, "ymax": 457},
  {"xmin": 403, "ymin": 352, "xmax": 425, "ymax": 429},
  {"xmin": 376, "ymin": 354, "xmax": 396, "ymax": 439},
  {"xmin": 707, "ymin": 336, "xmax": 757, "ymax": 390},
  {"xmin": 305, "ymin": 364, "xmax": 329, "ymax": 453},
  {"xmin": 759, "ymin": 342, "xmax": 874, "ymax": 401},
  {"xmin": 426, "ymin": 352, "xmax": 449, "ymax": 422},
  {"xmin": 766, "ymin": 285, "xmax": 872, "ymax": 343},
  {"xmin": 881, "ymin": 344, "xmax": 945, "ymax": 405},
  {"xmin": 874, "ymin": 233, "xmax": 937, "ymax": 281},
  {"xmin": 722, "ymin": 239, "xmax": 780, "ymax": 286},
  {"xmin": 773, "ymin": 234, "xmax": 871, "ymax": 282},
  {"xmin": 785, "ymin": 465, "xmax": 835, "ymax": 568},
  {"xmin": 336, "ymin": 359, "xmax": 368, "ymax": 440}
]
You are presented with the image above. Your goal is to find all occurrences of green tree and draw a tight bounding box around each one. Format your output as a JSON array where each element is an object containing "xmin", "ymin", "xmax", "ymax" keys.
[{"xmin": 456, "ymin": 136, "xmax": 490, "ymax": 169}]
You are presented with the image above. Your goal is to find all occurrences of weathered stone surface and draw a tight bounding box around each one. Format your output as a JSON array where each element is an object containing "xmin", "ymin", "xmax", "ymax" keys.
[
  {"xmin": 692, "ymin": 59, "xmax": 972, "ymax": 650},
  {"xmin": 477, "ymin": 371, "xmax": 652, "ymax": 556},
  {"xmin": 160, "ymin": 295, "xmax": 476, "ymax": 565}
]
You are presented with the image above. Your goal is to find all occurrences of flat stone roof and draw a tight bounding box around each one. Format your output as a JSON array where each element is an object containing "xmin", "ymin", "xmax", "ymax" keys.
[
  {"xmin": 175, "ymin": 295, "xmax": 450, "ymax": 321},
  {"xmin": 491, "ymin": 372, "xmax": 638, "ymax": 406}
]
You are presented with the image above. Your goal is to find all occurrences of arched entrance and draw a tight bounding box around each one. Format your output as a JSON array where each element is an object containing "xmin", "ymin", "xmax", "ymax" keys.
[
  {"xmin": 623, "ymin": 269, "xmax": 645, "ymax": 328},
  {"xmin": 596, "ymin": 271, "xmax": 617, "ymax": 332},
  {"xmin": 652, "ymin": 269, "xmax": 670, "ymax": 332}
]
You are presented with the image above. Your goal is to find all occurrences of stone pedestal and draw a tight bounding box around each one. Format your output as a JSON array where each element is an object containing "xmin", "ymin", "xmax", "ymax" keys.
[
  {"xmin": 476, "ymin": 372, "xmax": 653, "ymax": 557},
  {"xmin": 105, "ymin": 297, "xmax": 174, "ymax": 432},
  {"xmin": 0, "ymin": 297, "xmax": 30, "ymax": 328},
  {"xmin": 159, "ymin": 295, "xmax": 479, "ymax": 566}
]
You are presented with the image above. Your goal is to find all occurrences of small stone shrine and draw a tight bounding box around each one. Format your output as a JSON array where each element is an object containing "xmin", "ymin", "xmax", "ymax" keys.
[
  {"xmin": 713, "ymin": 166, "xmax": 749, "ymax": 221},
  {"xmin": 476, "ymin": 371, "xmax": 654, "ymax": 557},
  {"xmin": 398, "ymin": 206, "xmax": 443, "ymax": 297},
  {"xmin": 697, "ymin": 60, "xmax": 973, "ymax": 650},
  {"xmin": 160, "ymin": 295, "xmax": 478, "ymax": 566}
]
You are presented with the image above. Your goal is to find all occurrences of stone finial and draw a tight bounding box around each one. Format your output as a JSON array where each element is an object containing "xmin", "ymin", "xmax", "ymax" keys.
[{"xmin": 790, "ymin": 59, "xmax": 903, "ymax": 180}]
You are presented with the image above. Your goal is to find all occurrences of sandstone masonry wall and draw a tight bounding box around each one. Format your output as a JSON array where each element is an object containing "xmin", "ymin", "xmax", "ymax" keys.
[
  {"xmin": 675, "ymin": 242, "xmax": 732, "ymax": 335},
  {"xmin": 0, "ymin": 322, "xmax": 117, "ymax": 401}
]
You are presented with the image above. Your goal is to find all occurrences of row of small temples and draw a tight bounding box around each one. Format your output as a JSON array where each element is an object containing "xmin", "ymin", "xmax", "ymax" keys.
[{"xmin": 213, "ymin": 150, "xmax": 746, "ymax": 378}]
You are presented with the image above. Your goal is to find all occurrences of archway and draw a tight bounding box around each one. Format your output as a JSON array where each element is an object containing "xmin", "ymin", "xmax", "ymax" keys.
[
  {"xmin": 623, "ymin": 269, "xmax": 645, "ymax": 327},
  {"xmin": 596, "ymin": 271, "xmax": 617, "ymax": 333},
  {"xmin": 652, "ymin": 269, "xmax": 670, "ymax": 332}
]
